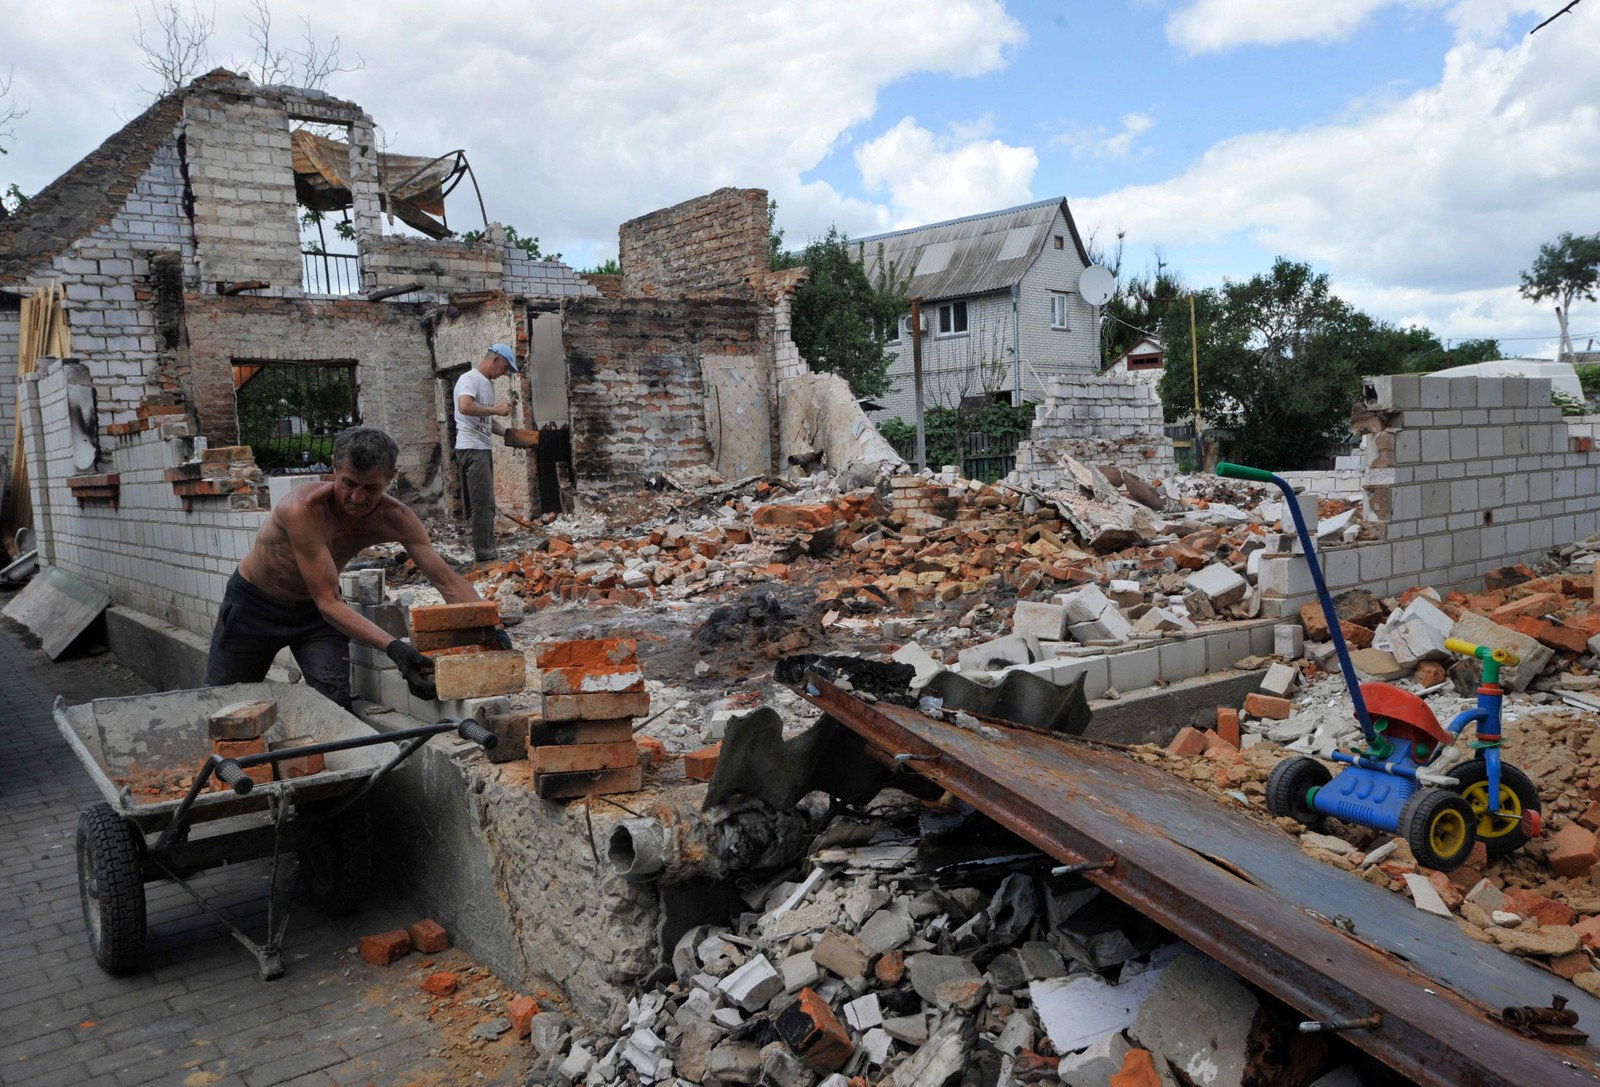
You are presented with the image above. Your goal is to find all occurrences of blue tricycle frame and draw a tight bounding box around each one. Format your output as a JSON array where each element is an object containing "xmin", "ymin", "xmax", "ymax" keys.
[{"xmin": 1217, "ymin": 462, "xmax": 1542, "ymax": 870}]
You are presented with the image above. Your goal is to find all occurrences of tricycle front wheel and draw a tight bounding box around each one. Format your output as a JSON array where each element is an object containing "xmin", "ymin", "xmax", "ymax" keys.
[
  {"xmin": 298, "ymin": 800, "xmax": 372, "ymax": 916},
  {"xmin": 77, "ymin": 803, "xmax": 147, "ymax": 973}
]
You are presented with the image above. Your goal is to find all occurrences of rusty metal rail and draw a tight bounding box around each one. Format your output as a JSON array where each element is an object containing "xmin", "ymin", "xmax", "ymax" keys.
[{"xmin": 805, "ymin": 676, "xmax": 1600, "ymax": 1087}]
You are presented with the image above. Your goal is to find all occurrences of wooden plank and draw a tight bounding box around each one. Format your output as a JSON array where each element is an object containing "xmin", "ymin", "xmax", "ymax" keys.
[
  {"xmin": 529, "ymin": 741, "xmax": 638, "ymax": 774},
  {"xmin": 533, "ymin": 765, "xmax": 643, "ymax": 799}
]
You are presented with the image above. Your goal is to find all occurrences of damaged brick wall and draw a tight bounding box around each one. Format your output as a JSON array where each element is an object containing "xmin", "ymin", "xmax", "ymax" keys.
[
  {"xmin": 183, "ymin": 296, "xmax": 443, "ymax": 507},
  {"xmin": 362, "ymin": 235, "xmax": 503, "ymax": 296},
  {"xmin": 20, "ymin": 361, "xmax": 265, "ymax": 637},
  {"xmin": 500, "ymin": 246, "xmax": 598, "ymax": 300},
  {"xmin": 563, "ymin": 295, "xmax": 763, "ymax": 488},
  {"xmin": 619, "ymin": 187, "xmax": 768, "ymax": 297},
  {"xmin": 1260, "ymin": 374, "xmax": 1600, "ymax": 615},
  {"xmin": 1014, "ymin": 375, "xmax": 1178, "ymax": 485},
  {"xmin": 182, "ymin": 91, "xmax": 303, "ymax": 290}
]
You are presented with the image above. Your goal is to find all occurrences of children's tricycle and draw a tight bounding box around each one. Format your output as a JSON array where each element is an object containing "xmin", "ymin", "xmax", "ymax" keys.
[{"xmin": 1216, "ymin": 462, "xmax": 1543, "ymax": 871}]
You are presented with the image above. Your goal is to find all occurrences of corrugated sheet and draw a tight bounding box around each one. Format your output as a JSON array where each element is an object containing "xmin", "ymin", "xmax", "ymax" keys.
[{"xmin": 853, "ymin": 198, "xmax": 1071, "ymax": 303}]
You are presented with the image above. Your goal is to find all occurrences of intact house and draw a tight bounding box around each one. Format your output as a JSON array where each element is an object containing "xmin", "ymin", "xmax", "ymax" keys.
[
  {"xmin": 853, "ymin": 198, "xmax": 1102, "ymax": 425},
  {"xmin": 1105, "ymin": 334, "xmax": 1165, "ymax": 387}
]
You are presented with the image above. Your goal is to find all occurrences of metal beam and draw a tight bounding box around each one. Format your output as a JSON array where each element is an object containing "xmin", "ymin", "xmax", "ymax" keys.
[{"xmin": 804, "ymin": 676, "xmax": 1600, "ymax": 1087}]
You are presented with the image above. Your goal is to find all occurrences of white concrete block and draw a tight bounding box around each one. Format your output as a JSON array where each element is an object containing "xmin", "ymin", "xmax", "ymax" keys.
[{"xmin": 1013, "ymin": 600, "xmax": 1069, "ymax": 641}]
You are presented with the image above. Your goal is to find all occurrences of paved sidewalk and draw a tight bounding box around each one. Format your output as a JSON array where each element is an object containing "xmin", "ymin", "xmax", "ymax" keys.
[{"xmin": 0, "ymin": 611, "xmax": 527, "ymax": 1087}]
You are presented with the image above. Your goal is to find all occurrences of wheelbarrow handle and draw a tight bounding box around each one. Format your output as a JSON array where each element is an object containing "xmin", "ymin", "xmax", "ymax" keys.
[
  {"xmin": 456, "ymin": 717, "xmax": 498, "ymax": 750},
  {"xmin": 215, "ymin": 758, "xmax": 255, "ymax": 796}
]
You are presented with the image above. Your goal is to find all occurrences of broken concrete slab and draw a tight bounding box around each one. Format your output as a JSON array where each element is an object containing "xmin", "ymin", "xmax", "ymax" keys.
[
  {"xmin": 1030, "ymin": 960, "xmax": 1168, "ymax": 1053},
  {"xmin": 3, "ymin": 565, "xmax": 112, "ymax": 660},
  {"xmin": 1129, "ymin": 950, "xmax": 1259, "ymax": 1087},
  {"xmin": 904, "ymin": 953, "xmax": 982, "ymax": 1003},
  {"xmin": 1060, "ymin": 1029, "xmax": 1134, "ymax": 1087},
  {"xmin": 1447, "ymin": 611, "xmax": 1552, "ymax": 691},
  {"xmin": 1182, "ymin": 564, "xmax": 1248, "ymax": 609},
  {"xmin": 958, "ymin": 633, "xmax": 1034, "ymax": 672}
]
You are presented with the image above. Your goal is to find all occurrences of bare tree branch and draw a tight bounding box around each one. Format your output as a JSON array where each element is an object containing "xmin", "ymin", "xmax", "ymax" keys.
[
  {"xmin": 241, "ymin": 0, "xmax": 364, "ymax": 90},
  {"xmin": 134, "ymin": 0, "xmax": 216, "ymax": 99},
  {"xmin": 0, "ymin": 67, "xmax": 29, "ymax": 156},
  {"xmin": 1531, "ymin": 0, "xmax": 1586, "ymax": 33}
]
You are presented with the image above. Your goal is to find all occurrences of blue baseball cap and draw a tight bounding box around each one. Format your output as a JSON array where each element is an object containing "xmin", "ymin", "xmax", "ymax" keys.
[{"xmin": 487, "ymin": 343, "xmax": 520, "ymax": 371}]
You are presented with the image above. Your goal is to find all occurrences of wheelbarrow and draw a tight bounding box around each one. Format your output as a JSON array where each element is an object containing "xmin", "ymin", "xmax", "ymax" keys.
[
  {"xmin": 55, "ymin": 681, "xmax": 496, "ymax": 979},
  {"xmin": 1216, "ymin": 463, "xmax": 1542, "ymax": 870}
]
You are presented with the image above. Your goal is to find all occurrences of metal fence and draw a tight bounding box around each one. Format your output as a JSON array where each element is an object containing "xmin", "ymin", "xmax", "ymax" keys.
[
  {"xmin": 234, "ymin": 361, "xmax": 359, "ymax": 471},
  {"xmin": 301, "ymin": 251, "xmax": 361, "ymax": 296},
  {"xmin": 962, "ymin": 430, "xmax": 1018, "ymax": 482}
]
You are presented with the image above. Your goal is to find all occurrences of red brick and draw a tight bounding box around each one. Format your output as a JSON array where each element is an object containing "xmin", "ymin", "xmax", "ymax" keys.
[
  {"xmin": 408, "ymin": 918, "xmax": 449, "ymax": 954},
  {"xmin": 1244, "ymin": 692, "xmax": 1293, "ymax": 720},
  {"xmin": 1503, "ymin": 887, "xmax": 1576, "ymax": 927},
  {"xmin": 532, "ymin": 765, "xmax": 643, "ymax": 799},
  {"xmin": 210, "ymin": 737, "xmax": 272, "ymax": 789},
  {"xmin": 1214, "ymin": 708, "xmax": 1241, "ymax": 749},
  {"xmin": 773, "ymin": 988, "xmax": 853, "ymax": 1073},
  {"xmin": 1425, "ymin": 870, "xmax": 1464, "ymax": 910},
  {"xmin": 1490, "ymin": 593, "xmax": 1567, "ymax": 625},
  {"xmin": 507, "ymin": 994, "xmax": 539, "ymax": 1038},
  {"xmin": 683, "ymin": 743, "xmax": 721, "ymax": 781},
  {"xmin": 420, "ymin": 971, "xmax": 458, "ymax": 996},
  {"xmin": 541, "ymin": 690, "xmax": 651, "ymax": 722},
  {"xmin": 874, "ymin": 949, "xmax": 905, "ymax": 986},
  {"xmin": 1551, "ymin": 951, "xmax": 1591, "ymax": 980},
  {"xmin": 1111, "ymin": 1049, "xmax": 1164, "ymax": 1087},
  {"xmin": 539, "ymin": 663, "xmax": 645, "ymax": 695},
  {"xmin": 412, "ymin": 626, "xmax": 499, "ymax": 651},
  {"xmin": 269, "ymin": 737, "xmax": 324, "ymax": 780},
  {"xmin": 1166, "ymin": 726, "xmax": 1208, "ymax": 757},
  {"xmin": 410, "ymin": 602, "xmax": 501, "ymax": 632},
  {"xmin": 359, "ymin": 930, "xmax": 412, "ymax": 965},
  {"xmin": 1574, "ymin": 915, "xmax": 1600, "ymax": 950},
  {"xmin": 635, "ymin": 736, "xmax": 666, "ymax": 769},
  {"xmin": 430, "ymin": 650, "xmax": 526, "ymax": 700},
  {"xmin": 529, "ymin": 741, "xmax": 639, "ymax": 774},
  {"xmin": 1578, "ymin": 802, "xmax": 1600, "ymax": 832},
  {"xmin": 1413, "ymin": 660, "xmax": 1447, "ymax": 688},
  {"xmin": 1548, "ymin": 824, "xmax": 1600, "ymax": 879},
  {"xmin": 526, "ymin": 718, "xmax": 632, "ymax": 746},
  {"xmin": 1299, "ymin": 602, "xmax": 1330, "ymax": 640},
  {"xmin": 535, "ymin": 638, "xmax": 639, "ymax": 671},
  {"xmin": 1513, "ymin": 614, "xmax": 1590, "ymax": 655},
  {"xmin": 208, "ymin": 700, "xmax": 278, "ymax": 740}
]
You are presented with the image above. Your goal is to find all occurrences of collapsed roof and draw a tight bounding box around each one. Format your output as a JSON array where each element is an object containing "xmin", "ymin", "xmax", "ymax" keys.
[{"xmin": 290, "ymin": 129, "xmax": 476, "ymax": 240}]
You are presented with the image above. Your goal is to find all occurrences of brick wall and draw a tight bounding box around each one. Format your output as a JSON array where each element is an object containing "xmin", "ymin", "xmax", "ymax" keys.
[
  {"xmin": 562, "ymin": 295, "xmax": 764, "ymax": 487},
  {"xmin": 1013, "ymin": 375, "xmax": 1178, "ymax": 485},
  {"xmin": 183, "ymin": 94, "xmax": 303, "ymax": 290},
  {"xmin": 619, "ymin": 187, "xmax": 767, "ymax": 297},
  {"xmin": 1259, "ymin": 374, "xmax": 1600, "ymax": 615},
  {"xmin": 20, "ymin": 361, "xmax": 266, "ymax": 638},
  {"xmin": 183, "ymin": 296, "xmax": 443, "ymax": 508},
  {"xmin": 361, "ymin": 234, "xmax": 504, "ymax": 296},
  {"xmin": 500, "ymin": 247, "xmax": 599, "ymax": 299}
]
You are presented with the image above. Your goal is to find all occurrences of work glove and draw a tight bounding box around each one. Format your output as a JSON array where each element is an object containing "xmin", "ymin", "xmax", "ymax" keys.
[
  {"xmin": 386, "ymin": 639, "xmax": 438, "ymax": 701},
  {"xmin": 493, "ymin": 626, "xmax": 514, "ymax": 651}
]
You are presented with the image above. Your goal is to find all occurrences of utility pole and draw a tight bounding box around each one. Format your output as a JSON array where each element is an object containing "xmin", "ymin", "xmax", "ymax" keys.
[
  {"xmin": 1190, "ymin": 293, "xmax": 1205, "ymax": 471},
  {"xmin": 911, "ymin": 297, "xmax": 926, "ymax": 471}
]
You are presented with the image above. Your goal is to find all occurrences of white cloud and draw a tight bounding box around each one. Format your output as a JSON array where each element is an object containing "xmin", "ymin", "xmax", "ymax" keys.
[
  {"xmin": 2, "ymin": 0, "xmax": 1026, "ymax": 263},
  {"xmin": 1165, "ymin": 0, "xmax": 1435, "ymax": 54},
  {"xmin": 855, "ymin": 117, "xmax": 1038, "ymax": 229},
  {"xmin": 1054, "ymin": 112, "xmax": 1155, "ymax": 159},
  {"xmin": 1077, "ymin": 12, "xmax": 1600, "ymax": 339}
]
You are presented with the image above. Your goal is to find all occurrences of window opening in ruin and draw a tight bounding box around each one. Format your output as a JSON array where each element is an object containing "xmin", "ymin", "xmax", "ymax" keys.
[{"xmin": 233, "ymin": 359, "xmax": 359, "ymax": 472}]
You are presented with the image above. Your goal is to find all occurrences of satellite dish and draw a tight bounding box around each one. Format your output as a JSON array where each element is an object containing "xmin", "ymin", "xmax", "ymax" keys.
[{"xmin": 1078, "ymin": 265, "xmax": 1114, "ymax": 307}]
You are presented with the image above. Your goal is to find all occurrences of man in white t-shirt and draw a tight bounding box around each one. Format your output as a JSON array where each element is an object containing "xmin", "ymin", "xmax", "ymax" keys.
[{"xmin": 453, "ymin": 342, "xmax": 519, "ymax": 569}]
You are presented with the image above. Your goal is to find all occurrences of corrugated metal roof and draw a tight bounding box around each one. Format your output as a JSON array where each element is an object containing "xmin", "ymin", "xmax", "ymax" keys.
[{"xmin": 851, "ymin": 198, "xmax": 1088, "ymax": 303}]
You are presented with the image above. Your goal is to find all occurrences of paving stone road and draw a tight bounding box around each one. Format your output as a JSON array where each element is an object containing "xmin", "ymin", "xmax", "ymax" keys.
[{"xmin": 0, "ymin": 610, "xmax": 526, "ymax": 1087}]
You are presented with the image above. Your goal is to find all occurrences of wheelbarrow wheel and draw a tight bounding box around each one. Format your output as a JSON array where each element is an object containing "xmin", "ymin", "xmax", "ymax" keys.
[
  {"xmin": 299, "ymin": 801, "xmax": 372, "ymax": 916},
  {"xmin": 1266, "ymin": 757, "xmax": 1331, "ymax": 827},
  {"xmin": 1449, "ymin": 759, "xmax": 1541, "ymax": 855},
  {"xmin": 1401, "ymin": 788, "xmax": 1477, "ymax": 871},
  {"xmin": 76, "ymin": 803, "xmax": 146, "ymax": 973}
]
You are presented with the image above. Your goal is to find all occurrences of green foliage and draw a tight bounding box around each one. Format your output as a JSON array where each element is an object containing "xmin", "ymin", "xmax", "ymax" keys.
[
  {"xmin": 1578, "ymin": 364, "xmax": 1600, "ymax": 398},
  {"xmin": 583, "ymin": 257, "xmax": 621, "ymax": 276},
  {"xmin": 790, "ymin": 227, "xmax": 908, "ymax": 398},
  {"xmin": 878, "ymin": 401, "xmax": 1035, "ymax": 480},
  {"xmin": 1520, "ymin": 231, "xmax": 1600, "ymax": 311},
  {"xmin": 298, "ymin": 207, "xmax": 355, "ymax": 254},
  {"xmin": 1, "ymin": 182, "xmax": 26, "ymax": 215},
  {"xmin": 1552, "ymin": 389, "xmax": 1589, "ymax": 417},
  {"xmin": 1102, "ymin": 266, "xmax": 1187, "ymax": 367},
  {"xmin": 460, "ymin": 224, "xmax": 561, "ymax": 263},
  {"xmin": 1155, "ymin": 258, "xmax": 1378, "ymax": 469}
]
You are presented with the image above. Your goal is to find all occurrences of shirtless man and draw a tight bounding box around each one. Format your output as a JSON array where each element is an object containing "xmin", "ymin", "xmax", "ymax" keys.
[{"xmin": 204, "ymin": 427, "xmax": 493, "ymax": 708}]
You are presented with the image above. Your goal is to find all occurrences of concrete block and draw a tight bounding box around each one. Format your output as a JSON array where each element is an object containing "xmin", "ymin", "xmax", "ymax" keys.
[
  {"xmin": 1060, "ymin": 1030, "xmax": 1135, "ymax": 1087},
  {"xmin": 1204, "ymin": 628, "xmax": 1253, "ymax": 672},
  {"xmin": 1156, "ymin": 638, "xmax": 1207, "ymax": 682},
  {"xmin": 1260, "ymin": 662, "xmax": 1297, "ymax": 698},
  {"xmin": 781, "ymin": 951, "xmax": 821, "ymax": 993},
  {"xmin": 905, "ymin": 953, "xmax": 982, "ymax": 1003},
  {"xmin": 1013, "ymin": 600, "xmax": 1069, "ymax": 641},
  {"xmin": 1183, "ymin": 563, "xmax": 1248, "ymax": 607},
  {"xmin": 1108, "ymin": 647, "xmax": 1160, "ymax": 693},
  {"xmin": 1060, "ymin": 584, "xmax": 1114, "ymax": 624},
  {"xmin": 1274, "ymin": 624, "xmax": 1304, "ymax": 658},
  {"xmin": 717, "ymin": 954, "xmax": 784, "ymax": 1012},
  {"xmin": 959, "ymin": 633, "xmax": 1034, "ymax": 672},
  {"xmin": 1129, "ymin": 951, "xmax": 1259, "ymax": 1087},
  {"xmin": 1070, "ymin": 611, "xmax": 1131, "ymax": 644},
  {"xmin": 1447, "ymin": 611, "xmax": 1553, "ymax": 691}
]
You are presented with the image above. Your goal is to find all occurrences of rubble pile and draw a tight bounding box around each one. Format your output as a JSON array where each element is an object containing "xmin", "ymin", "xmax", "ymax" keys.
[{"xmin": 503, "ymin": 796, "xmax": 1367, "ymax": 1087}]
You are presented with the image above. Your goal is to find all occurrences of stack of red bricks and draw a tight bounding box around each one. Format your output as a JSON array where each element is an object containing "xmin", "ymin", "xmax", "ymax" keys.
[
  {"xmin": 531, "ymin": 638, "xmax": 649, "ymax": 799},
  {"xmin": 164, "ymin": 444, "xmax": 266, "ymax": 511},
  {"xmin": 410, "ymin": 602, "xmax": 525, "ymax": 700},
  {"xmin": 207, "ymin": 698, "xmax": 324, "ymax": 789}
]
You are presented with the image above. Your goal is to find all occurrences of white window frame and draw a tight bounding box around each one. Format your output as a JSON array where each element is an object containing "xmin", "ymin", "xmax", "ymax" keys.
[
  {"xmin": 936, "ymin": 301, "xmax": 969, "ymax": 337},
  {"xmin": 884, "ymin": 314, "xmax": 902, "ymax": 344},
  {"xmin": 1050, "ymin": 293, "xmax": 1070, "ymax": 329}
]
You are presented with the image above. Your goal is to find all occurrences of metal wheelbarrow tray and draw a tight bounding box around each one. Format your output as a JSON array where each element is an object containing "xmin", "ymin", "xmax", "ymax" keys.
[{"xmin": 55, "ymin": 681, "xmax": 495, "ymax": 979}]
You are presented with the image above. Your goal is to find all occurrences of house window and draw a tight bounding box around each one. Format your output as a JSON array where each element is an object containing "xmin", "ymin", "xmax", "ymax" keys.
[
  {"xmin": 1053, "ymin": 235, "xmax": 1064, "ymax": 249},
  {"xmin": 233, "ymin": 359, "xmax": 359, "ymax": 472},
  {"xmin": 1050, "ymin": 294, "xmax": 1069, "ymax": 329},
  {"xmin": 880, "ymin": 315, "xmax": 901, "ymax": 343},
  {"xmin": 1128, "ymin": 353, "xmax": 1162, "ymax": 370},
  {"xmin": 937, "ymin": 301, "xmax": 968, "ymax": 336}
]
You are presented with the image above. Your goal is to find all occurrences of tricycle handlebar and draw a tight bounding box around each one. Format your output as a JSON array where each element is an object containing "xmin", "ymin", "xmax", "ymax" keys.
[{"xmin": 1444, "ymin": 638, "xmax": 1518, "ymax": 666}]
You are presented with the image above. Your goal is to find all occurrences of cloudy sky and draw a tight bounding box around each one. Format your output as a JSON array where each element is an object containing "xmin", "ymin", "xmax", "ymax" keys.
[{"xmin": 3, "ymin": 0, "xmax": 1597, "ymax": 355}]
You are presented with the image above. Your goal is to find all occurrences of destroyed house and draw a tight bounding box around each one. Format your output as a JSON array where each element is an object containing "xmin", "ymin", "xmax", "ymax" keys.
[{"xmin": 854, "ymin": 197, "xmax": 1101, "ymax": 422}]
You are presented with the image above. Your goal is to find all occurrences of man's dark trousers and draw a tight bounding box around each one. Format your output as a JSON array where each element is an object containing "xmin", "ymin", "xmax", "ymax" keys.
[{"xmin": 457, "ymin": 447, "xmax": 497, "ymax": 562}]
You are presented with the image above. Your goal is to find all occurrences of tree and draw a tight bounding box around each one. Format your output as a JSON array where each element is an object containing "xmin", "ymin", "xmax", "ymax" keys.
[
  {"xmin": 1156, "ymin": 258, "xmax": 1377, "ymax": 468},
  {"xmin": 0, "ymin": 66, "xmax": 28, "ymax": 221},
  {"xmin": 134, "ymin": 0, "xmax": 362, "ymax": 99},
  {"xmin": 583, "ymin": 257, "xmax": 621, "ymax": 276},
  {"xmin": 460, "ymin": 224, "xmax": 560, "ymax": 262},
  {"xmin": 1520, "ymin": 232, "xmax": 1600, "ymax": 361},
  {"xmin": 767, "ymin": 199, "xmax": 801, "ymax": 271},
  {"xmin": 789, "ymin": 228, "xmax": 908, "ymax": 398}
]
